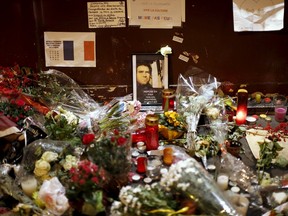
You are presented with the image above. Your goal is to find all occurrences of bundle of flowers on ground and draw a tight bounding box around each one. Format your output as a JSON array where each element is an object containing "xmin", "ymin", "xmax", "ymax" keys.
[
  {"xmin": 176, "ymin": 68, "xmax": 220, "ymax": 154},
  {"xmin": 111, "ymin": 157, "xmax": 241, "ymax": 216}
]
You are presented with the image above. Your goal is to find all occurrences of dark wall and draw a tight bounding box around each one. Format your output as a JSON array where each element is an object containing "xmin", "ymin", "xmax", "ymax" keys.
[{"xmin": 1, "ymin": 0, "xmax": 288, "ymax": 99}]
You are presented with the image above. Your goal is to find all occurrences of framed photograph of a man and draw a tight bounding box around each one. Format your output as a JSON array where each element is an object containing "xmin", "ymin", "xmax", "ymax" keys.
[{"xmin": 132, "ymin": 54, "xmax": 168, "ymax": 106}]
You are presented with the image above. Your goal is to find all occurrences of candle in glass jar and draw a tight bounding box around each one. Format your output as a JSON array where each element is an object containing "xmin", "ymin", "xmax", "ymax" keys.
[
  {"xmin": 217, "ymin": 174, "xmax": 229, "ymax": 190},
  {"xmin": 145, "ymin": 114, "xmax": 159, "ymax": 151},
  {"xmin": 162, "ymin": 89, "xmax": 175, "ymax": 112},
  {"xmin": 21, "ymin": 176, "xmax": 38, "ymax": 197},
  {"xmin": 136, "ymin": 156, "xmax": 147, "ymax": 174},
  {"xmin": 163, "ymin": 147, "xmax": 173, "ymax": 166},
  {"xmin": 275, "ymin": 105, "xmax": 287, "ymax": 122},
  {"xmin": 236, "ymin": 89, "xmax": 248, "ymax": 125}
]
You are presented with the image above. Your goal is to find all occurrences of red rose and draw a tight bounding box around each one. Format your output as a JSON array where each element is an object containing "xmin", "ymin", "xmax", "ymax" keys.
[
  {"xmin": 82, "ymin": 133, "xmax": 95, "ymax": 145},
  {"xmin": 113, "ymin": 129, "xmax": 119, "ymax": 136},
  {"xmin": 117, "ymin": 136, "xmax": 127, "ymax": 146},
  {"xmin": 15, "ymin": 98, "xmax": 25, "ymax": 106}
]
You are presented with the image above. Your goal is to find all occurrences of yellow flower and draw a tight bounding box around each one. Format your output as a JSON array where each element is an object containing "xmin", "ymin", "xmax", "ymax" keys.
[
  {"xmin": 34, "ymin": 159, "xmax": 51, "ymax": 177},
  {"xmin": 32, "ymin": 192, "xmax": 46, "ymax": 208}
]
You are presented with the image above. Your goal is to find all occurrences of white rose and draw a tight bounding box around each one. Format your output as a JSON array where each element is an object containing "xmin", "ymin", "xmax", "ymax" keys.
[
  {"xmin": 62, "ymin": 155, "xmax": 78, "ymax": 171},
  {"xmin": 160, "ymin": 45, "xmax": 172, "ymax": 56},
  {"xmin": 41, "ymin": 151, "xmax": 58, "ymax": 163}
]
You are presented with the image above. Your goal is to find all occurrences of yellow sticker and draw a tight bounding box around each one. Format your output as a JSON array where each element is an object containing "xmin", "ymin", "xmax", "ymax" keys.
[{"xmin": 260, "ymin": 114, "xmax": 267, "ymax": 119}]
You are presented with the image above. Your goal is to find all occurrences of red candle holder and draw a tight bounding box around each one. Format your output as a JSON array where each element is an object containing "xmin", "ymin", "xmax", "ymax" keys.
[
  {"xmin": 236, "ymin": 89, "xmax": 248, "ymax": 125},
  {"xmin": 162, "ymin": 89, "xmax": 175, "ymax": 112},
  {"xmin": 136, "ymin": 156, "xmax": 147, "ymax": 174}
]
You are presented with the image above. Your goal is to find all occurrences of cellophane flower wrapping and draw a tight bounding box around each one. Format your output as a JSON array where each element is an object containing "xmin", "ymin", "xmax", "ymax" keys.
[
  {"xmin": 85, "ymin": 96, "xmax": 142, "ymax": 140},
  {"xmin": 36, "ymin": 69, "xmax": 100, "ymax": 117},
  {"xmin": 176, "ymin": 67, "xmax": 220, "ymax": 154},
  {"xmin": 15, "ymin": 139, "xmax": 82, "ymax": 185},
  {"xmin": 38, "ymin": 177, "xmax": 69, "ymax": 216},
  {"xmin": 160, "ymin": 158, "xmax": 240, "ymax": 216}
]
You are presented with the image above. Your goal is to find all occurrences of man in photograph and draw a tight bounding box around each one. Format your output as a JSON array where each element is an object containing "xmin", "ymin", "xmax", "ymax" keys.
[{"xmin": 136, "ymin": 62, "xmax": 161, "ymax": 104}]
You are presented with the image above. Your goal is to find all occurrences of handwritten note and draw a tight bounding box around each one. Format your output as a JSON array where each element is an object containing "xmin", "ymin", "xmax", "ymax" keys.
[{"xmin": 87, "ymin": 1, "xmax": 126, "ymax": 28}]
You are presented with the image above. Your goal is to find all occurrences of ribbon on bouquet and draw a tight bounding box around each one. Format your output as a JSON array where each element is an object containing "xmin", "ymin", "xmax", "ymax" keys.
[{"xmin": 148, "ymin": 206, "xmax": 189, "ymax": 216}]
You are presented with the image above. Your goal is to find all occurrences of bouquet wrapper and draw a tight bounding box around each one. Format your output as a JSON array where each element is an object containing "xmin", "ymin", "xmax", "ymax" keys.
[
  {"xmin": 176, "ymin": 67, "xmax": 220, "ymax": 153},
  {"xmin": 88, "ymin": 96, "xmax": 140, "ymax": 136},
  {"xmin": 15, "ymin": 139, "xmax": 81, "ymax": 184},
  {"xmin": 36, "ymin": 69, "xmax": 101, "ymax": 117},
  {"xmin": 161, "ymin": 158, "xmax": 241, "ymax": 216}
]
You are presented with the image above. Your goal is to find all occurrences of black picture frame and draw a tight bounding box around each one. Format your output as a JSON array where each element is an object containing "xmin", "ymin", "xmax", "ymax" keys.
[{"xmin": 132, "ymin": 53, "xmax": 168, "ymax": 107}]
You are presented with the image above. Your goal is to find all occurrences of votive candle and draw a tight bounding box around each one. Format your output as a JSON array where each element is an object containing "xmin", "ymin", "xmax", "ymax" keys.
[
  {"xmin": 275, "ymin": 105, "xmax": 287, "ymax": 122},
  {"xmin": 217, "ymin": 174, "xmax": 229, "ymax": 190},
  {"xmin": 21, "ymin": 176, "xmax": 38, "ymax": 197},
  {"xmin": 236, "ymin": 89, "xmax": 248, "ymax": 125},
  {"xmin": 136, "ymin": 156, "xmax": 147, "ymax": 174}
]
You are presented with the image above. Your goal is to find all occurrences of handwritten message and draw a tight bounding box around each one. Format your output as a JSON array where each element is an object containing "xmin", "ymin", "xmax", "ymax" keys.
[{"xmin": 87, "ymin": 1, "xmax": 126, "ymax": 28}]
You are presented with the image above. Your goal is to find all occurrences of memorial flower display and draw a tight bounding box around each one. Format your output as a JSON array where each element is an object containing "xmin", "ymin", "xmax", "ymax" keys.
[
  {"xmin": 0, "ymin": 97, "xmax": 36, "ymax": 126},
  {"xmin": 1, "ymin": 64, "xmax": 288, "ymax": 216}
]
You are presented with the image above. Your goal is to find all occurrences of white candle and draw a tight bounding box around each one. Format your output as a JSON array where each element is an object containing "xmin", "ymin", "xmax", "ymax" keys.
[
  {"xmin": 21, "ymin": 176, "xmax": 38, "ymax": 197},
  {"xmin": 217, "ymin": 174, "xmax": 229, "ymax": 191}
]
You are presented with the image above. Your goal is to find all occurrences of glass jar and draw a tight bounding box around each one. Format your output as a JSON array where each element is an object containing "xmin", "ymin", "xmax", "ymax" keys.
[
  {"xmin": 145, "ymin": 114, "xmax": 159, "ymax": 151},
  {"xmin": 162, "ymin": 89, "xmax": 175, "ymax": 112},
  {"xmin": 163, "ymin": 147, "xmax": 173, "ymax": 166},
  {"xmin": 235, "ymin": 89, "xmax": 248, "ymax": 125}
]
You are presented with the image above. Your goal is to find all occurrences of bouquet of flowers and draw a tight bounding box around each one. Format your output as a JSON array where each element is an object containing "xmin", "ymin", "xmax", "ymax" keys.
[
  {"xmin": 0, "ymin": 64, "xmax": 39, "ymax": 97},
  {"xmin": 0, "ymin": 97, "xmax": 36, "ymax": 126},
  {"xmin": 87, "ymin": 128, "xmax": 132, "ymax": 198},
  {"xmin": 194, "ymin": 133, "xmax": 220, "ymax": 159},
  {"xmin": 44, "ymin": 106, "xmax": 79, "ymax": 141},
  {"xmin": 160, "ymin": 158, "xmax": 240, "ymax": 216},
  {"xmin": 66, "ymin": 160, "xmax": 107, "ymax": 216},
  {"xmin": 110, "ymin": 183, "xmax": 181, "ymax": 216},
  {"xmin": 176, "ymin": 67, "xmax": 220, "ymax": 154},
  {"xmin": 158, "ymin": 111, "xmax": 186, "ymax": 140},
  {"xmin": 87, "ymin": 129, "xmax": 131, "ymax": 176},
  {"xmin": 34, "ymin": 69, "xmax": 100, "ymax": 117}
]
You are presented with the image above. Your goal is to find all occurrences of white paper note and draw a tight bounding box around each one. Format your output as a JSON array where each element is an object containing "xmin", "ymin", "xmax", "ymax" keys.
[{"xmin": 233, "ymin": 0, "xmax": 284, "ymax": 32}]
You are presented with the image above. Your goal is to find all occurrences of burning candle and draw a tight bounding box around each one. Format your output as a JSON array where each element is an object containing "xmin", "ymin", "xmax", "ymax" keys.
[{"xmin": 235, "ymin": 89, "xmax": 248, "ymax": 125}]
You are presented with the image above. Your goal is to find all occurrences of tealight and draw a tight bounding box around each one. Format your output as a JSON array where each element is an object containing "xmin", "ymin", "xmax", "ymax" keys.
[
  {"xmin": 246, "ymin": 116, "xmax": 256, "ymax": 124},
  {"xmin": 143, "ymin": 177, "xmax": 152, "ymax": 184},
  {"xmin": 132, "ymin": 174, "xmax": 141, "ymax": 182},
  {"xmin": 132, "ymin": 151, "xmax": 140, "ymax": 158},
  {"xmin": 231, "ymin": 186, "xmax": 240, "ymax": 193}
]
